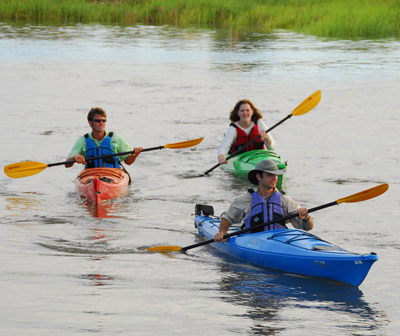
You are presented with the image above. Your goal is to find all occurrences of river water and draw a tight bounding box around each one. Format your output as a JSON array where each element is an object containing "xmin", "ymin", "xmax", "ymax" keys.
[{"xmin": 1, "ymin": 23, "xmax": 399, "ymax": 335}]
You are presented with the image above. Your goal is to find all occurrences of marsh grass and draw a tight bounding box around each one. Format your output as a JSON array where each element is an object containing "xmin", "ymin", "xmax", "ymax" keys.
[{"xmin": 0, "ymin": 0, "xmax": 399, "ymax": 38}]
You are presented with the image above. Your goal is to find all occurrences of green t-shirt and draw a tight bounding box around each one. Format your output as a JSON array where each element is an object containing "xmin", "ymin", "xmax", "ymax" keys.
[{"xmin": 68, "ymin": 131, "xmax": 132, "ymax": 162}]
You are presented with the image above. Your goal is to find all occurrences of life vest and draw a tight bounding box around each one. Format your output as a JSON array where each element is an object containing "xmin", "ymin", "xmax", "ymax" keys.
[
  {"xmin": 243, "ymin": 189, "xmax": 287, "ymax": 233},
  {"xmin": 84, "ymin": 132, "xmax": 120, "ymax": 169},
  {"xmin": 229, "ymin": 123, "xmax": 265, "ymax": 154}
]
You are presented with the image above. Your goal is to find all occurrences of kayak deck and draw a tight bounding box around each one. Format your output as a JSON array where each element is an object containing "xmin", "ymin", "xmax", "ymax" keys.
[
  {"xmin": 221, "ymin": 149, "xmax": 287, "ymax": 190},
  {"xmin": 194, "ymin": 211, "xmax": 377, "ymax": 287},
  {"xmin": 75, "ymin": 168, "xmax": 130, "ymax": 204}
]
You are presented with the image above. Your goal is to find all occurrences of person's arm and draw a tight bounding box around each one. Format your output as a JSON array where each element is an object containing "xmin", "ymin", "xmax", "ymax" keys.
[
  {"xmin": 214, "ymin": 218, "xmax": 231, "ymax": 242},
  {"xmin": 258, "ymin": 120, "xmax": 276, "ymax": 150},
  {"xmin": 214, "ymin": 193, "xmax": 251, "ymax": 241},
  {"xmin": 296, "ymin": 207, "xmax": 314, "ymax": 231},
  {"xmin": 65, "ymin": 136, "xmax": 86, "ymax": 168},
  {"xmin": 123, "ymin": 147, "xmax": 143, "ymax": 165},
  {"xmin": 112, "ymin": 133, "xmax": 142, "ymax": 166},
  {"xmin": 217, "ymin": 126, "xmax": 237, "ymax": 164},
  {"xmin": 65, "ymin": 154, "xmax": 86, "ymax": 167},
  {"xmin": 282, "ymin": 195, "xmax": 314, "ymax": 231}
]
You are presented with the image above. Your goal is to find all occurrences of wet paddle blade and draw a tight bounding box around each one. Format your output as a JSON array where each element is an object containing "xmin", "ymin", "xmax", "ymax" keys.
[
  {"xmin": 292, "ymin": 90, "xmax": 322, "ymax": 116},
  {"xmin": 164, "ymin": 137, "xmax": 204, "ymax": 149},
  {"xmin": 4, "ymin": 161, "xmax": 48, "ymax": 178},
  {"xmin": 146, "ymin": 246, "xmax": 182, "ymax": 253},
  {"xmin": 337, "ymin": 183, "xmax": 389, "ymax": 204}
]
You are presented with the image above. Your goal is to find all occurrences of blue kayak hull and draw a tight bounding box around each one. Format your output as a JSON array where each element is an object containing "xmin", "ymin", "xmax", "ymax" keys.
[{"xmin": 195, "ymin": 215, "xmax": 378, "ymax": 287}]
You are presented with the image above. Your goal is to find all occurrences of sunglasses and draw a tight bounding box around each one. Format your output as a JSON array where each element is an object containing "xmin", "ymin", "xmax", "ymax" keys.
[{"xmin": 92, "ymin": 119, "xmax": 107, "ymax": 123}]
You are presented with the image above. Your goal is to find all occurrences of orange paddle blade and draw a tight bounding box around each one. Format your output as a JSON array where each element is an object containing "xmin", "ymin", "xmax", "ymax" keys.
[
  {"xmin": 164, "ymin": 137, "xmax": 204, "ymax": 149},
  {"xmin": 292, "ymin": 90, "xmax": 322, "ymax": 116},
  {"xmin": 4, "ymin": 161, "xmax": 48, "ymax": 178},
  {"xmin": 146, "ymin": 246, "xmax": 182, "ymax": 253},
  {"xmin": 337, "ymin": 183, "xmax": 389, "ymax": 204}
]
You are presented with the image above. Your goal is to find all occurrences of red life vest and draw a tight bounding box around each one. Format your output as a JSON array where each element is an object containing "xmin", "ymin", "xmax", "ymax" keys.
[{"xmin": 229, "ymin": 123, "xmax": 265, "ymax": 154}]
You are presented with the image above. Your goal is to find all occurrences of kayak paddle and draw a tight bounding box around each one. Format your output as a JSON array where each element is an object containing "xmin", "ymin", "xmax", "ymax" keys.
[
  {"xmin": 4, "ymin": 137, "xmax": 204, "ymax": 179},
  {"xmin": 201, "ymin": 90, "xmax": 322, "ymax": 176},
  {"xmin": 147, "ymin": 183, "xmax": 389, "ymax": 253}
]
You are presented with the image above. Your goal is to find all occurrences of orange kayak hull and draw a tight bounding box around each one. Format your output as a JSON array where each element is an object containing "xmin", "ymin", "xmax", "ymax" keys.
[{"xmin": 75, "ymin": 168, "xmax": 130, "ymax": 204}]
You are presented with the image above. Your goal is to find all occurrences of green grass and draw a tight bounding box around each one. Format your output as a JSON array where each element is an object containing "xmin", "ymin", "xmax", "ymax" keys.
[{"xmin": 0, "ymin": 0, "xmax": 399, "ymax": 39}]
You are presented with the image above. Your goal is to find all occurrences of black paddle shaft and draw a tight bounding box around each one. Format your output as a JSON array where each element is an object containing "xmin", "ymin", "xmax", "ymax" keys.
[
  {"xmin": 181, "ymin": 200, "xmax": 338, "ymax": 252},
  {"xmin": 201, "ymin": 114, "xmax": 293, "ymax": 176},
  {"xmin": 48, "ymin": 146, "xmax": 165, "ymax": 168}
]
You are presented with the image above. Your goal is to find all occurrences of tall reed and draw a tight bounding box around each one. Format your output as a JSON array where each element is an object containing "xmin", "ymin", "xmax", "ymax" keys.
[{"xmin": 0, "ymin": 0, "xmax": 399, "ymax": 39}]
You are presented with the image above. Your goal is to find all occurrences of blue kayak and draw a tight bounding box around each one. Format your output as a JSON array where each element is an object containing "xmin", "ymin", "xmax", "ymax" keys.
[{"xmin": 194, "ymin": 210, "xmax": 378, "ymax": 287}]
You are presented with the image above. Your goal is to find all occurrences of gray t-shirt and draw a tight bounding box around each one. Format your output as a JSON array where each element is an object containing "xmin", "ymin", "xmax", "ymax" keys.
[{"xmin": 221, "ymin": 190, "xmax": 311, "ymax": 230}]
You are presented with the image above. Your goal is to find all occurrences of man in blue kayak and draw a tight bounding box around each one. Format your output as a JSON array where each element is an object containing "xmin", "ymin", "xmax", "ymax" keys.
[
  {"xmin": 214, "ymin": 159, "xmax": 314, "ymax": 242},
  {"xmin": 65, "ymin": 107, "xmax": 143, "ymax": 168}
]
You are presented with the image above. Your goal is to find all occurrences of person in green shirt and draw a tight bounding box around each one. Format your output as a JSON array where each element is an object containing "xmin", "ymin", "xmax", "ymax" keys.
[{"xmin": 65, "ymin": 107, "xmax": 142, "ymax": 168}]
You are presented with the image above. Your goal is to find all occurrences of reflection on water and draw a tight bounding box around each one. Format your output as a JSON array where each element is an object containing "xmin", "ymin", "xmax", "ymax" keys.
[
  {"xmin": 4, "ymin": 192, "xmax": 44, "ymax": 214},
  {"xmin": 79, "ymin": 199, "xmax": 124, "ymax": 219},
  {"xmin": 37, "ymin": 224, "xmax": 139, "ymax": 255},
  {"xmin": 89, "ymin": 228, "xmax": 108, "ymax": 242},
  {"xmin": 80, "ymin": 272, "xmax": 115, "ymax": 287},
  {"xmin": 38, "ymin": 238, "xmax": 110, "ymax": 255},
  {"xmin": 79, "ymin": 256, "xmax": 115, "ymax": 287},
  {"xmin": 74, "ymin": 188, "xmax": 138, "ymax": 219},
  {"xmin": 0, "ymin": 22, "xmax": 278, "ymax": 50},
  {"xmin": 216, "ymin": 261, "xmax": 386, "ymax": 335},
  {"xmin": 1, "ymin": 22, "xmax": 399, "ymax": 81},
  {"xmin": 325, "ymin": 177, "xmax": 386, "ymax": 185}
]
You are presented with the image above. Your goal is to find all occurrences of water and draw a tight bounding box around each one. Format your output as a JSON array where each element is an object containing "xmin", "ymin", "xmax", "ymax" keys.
[{"xmin": 1, "ymin": 23, "xmax": 399, "ymax": 335}]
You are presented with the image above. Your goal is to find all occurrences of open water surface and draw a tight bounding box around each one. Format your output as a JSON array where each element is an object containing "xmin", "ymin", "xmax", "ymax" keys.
[{"xmin": 1, "ymin": 23, "xmax": 399, "ymax": 335}]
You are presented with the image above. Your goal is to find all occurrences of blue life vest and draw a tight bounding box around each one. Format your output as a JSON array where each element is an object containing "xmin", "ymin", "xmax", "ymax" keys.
[
  {"xmin": 244, "ymin": 189, "xmax": 287, "ymax": 233},
  {"xmin": 85, "ymin": 132, "xmax": 120, "ymax": 169}
]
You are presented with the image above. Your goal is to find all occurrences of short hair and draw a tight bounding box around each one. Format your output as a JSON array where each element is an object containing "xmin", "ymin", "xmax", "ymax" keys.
[
  {"xmin": 87, "ymin": 107, "xmax": 107, "ymax": 121},
  {"xmin": 229, "ymin": 99, "xmax": 263, "ymax": 122},
  {"xmin": 252, "ymin": 171, "xmax": 264, "ymax": 185}
]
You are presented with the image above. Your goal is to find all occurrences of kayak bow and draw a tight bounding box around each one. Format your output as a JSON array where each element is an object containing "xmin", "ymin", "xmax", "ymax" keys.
[{"xmin": 75, "ymin": 168, "xmax": 130, "ymax": 204}]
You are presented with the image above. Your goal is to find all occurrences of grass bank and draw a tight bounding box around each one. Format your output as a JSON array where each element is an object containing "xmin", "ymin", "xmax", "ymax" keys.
[{"xmin": 0, "ymin": 0, "xmax": 399, "ymax": 39}]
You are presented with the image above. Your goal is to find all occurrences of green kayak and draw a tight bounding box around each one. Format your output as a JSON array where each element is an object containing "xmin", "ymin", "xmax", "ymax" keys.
[{"xmin": 221, "ymin": 149, "xmax": 287, "ymax": 190}]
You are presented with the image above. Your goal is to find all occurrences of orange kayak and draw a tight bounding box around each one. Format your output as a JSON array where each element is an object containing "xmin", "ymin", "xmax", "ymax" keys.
[{"xmin": 75, "ymin": 168, "xmax": 130, "ymax": 204}]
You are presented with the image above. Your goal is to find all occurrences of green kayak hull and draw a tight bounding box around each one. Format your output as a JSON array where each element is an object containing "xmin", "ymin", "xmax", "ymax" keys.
[{"xmin": 221, "ymin": 149, "xmax": 287, "ymax": 190}]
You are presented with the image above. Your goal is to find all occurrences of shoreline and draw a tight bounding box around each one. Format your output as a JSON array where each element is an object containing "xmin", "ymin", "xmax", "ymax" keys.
[{"xmin": 0, "ymin": 0, "xmax": 399, "ymax": 39}]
